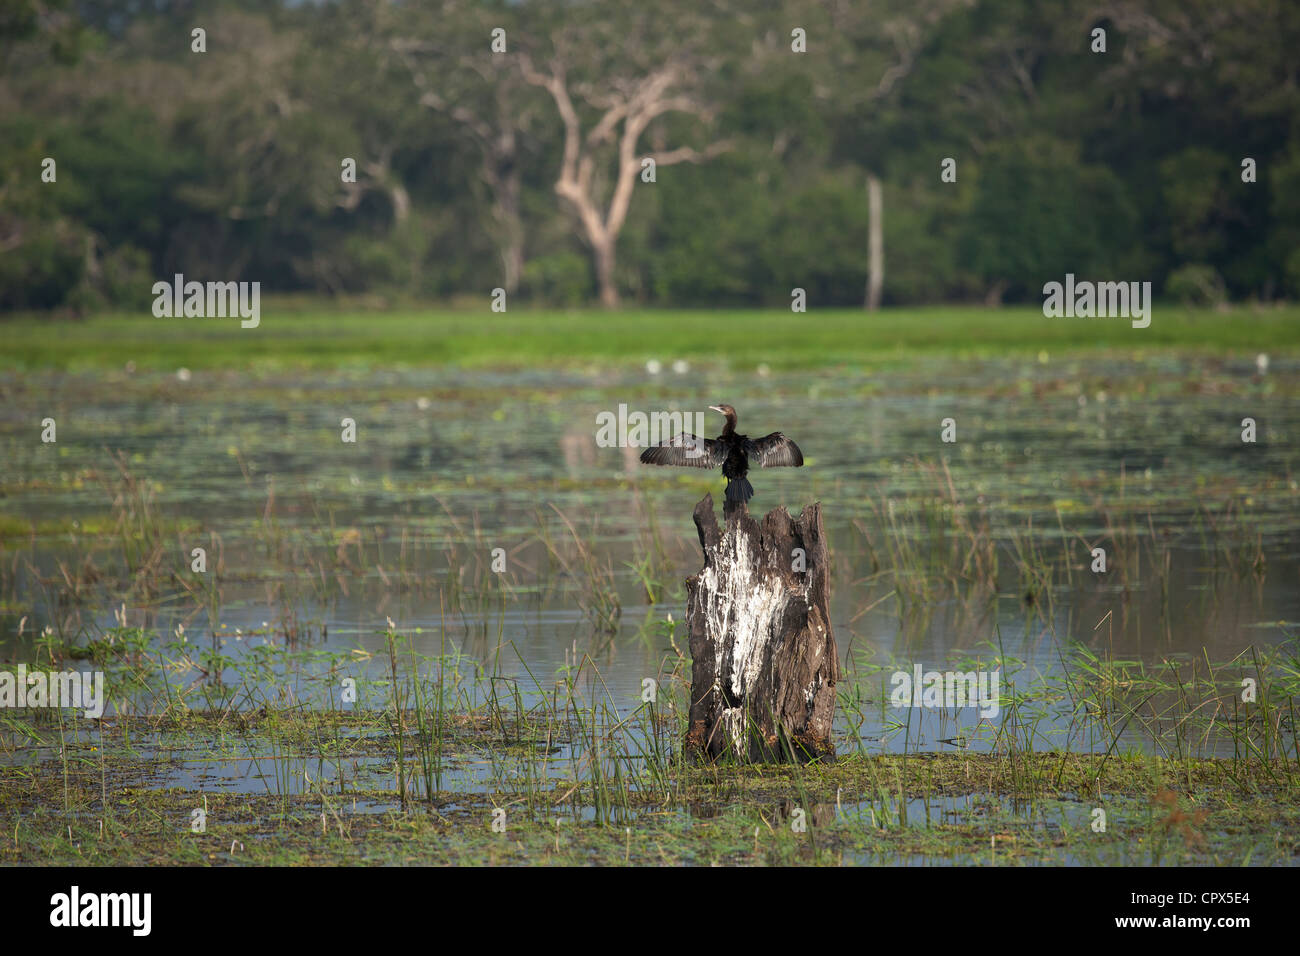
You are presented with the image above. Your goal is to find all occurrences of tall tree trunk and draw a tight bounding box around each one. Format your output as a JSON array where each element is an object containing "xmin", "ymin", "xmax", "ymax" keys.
[
  {"xmin": 493, "ymin": 165, "xmax": 524, "ymax": 295},
  {"xmin": 389, "ymin": 181, "xmax": 410, "ymax": 223},
  {"xmin": 502, "ymin": 241, "xmax": 523, "ymax": 297},
  {"xmin": 866, "ymin": 173, "xmax": 883, "ymax": 311},
  {"xmin": 593, "ymin": 239, "xmax": 619, "ymax": 308}
]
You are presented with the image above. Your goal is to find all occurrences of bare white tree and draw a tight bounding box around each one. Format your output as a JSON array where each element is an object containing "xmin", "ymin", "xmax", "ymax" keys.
[{"xmin": 517, "ymin": 12, "xmax": 732, "ymax": 308}]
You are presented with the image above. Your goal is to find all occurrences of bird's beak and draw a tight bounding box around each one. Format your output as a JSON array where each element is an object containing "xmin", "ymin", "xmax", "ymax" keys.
[{"xmin": 708, "ymin": 405, "xmax": 724, "ymax": 414}]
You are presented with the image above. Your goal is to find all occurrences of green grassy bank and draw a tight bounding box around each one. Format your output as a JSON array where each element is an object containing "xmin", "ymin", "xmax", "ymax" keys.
[{"xmin": 3, "ymin": 303, "xmax": 1298, "ymax": 371}]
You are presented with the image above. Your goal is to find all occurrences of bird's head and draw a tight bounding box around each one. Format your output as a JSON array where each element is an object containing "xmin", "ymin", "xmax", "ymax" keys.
[{"xmin": 708, "ymin": 404, "xmax": 736, "ymax": 418}]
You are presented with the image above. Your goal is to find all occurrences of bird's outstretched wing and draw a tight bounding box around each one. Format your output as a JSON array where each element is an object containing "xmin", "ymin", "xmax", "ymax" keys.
[
  {"xmin": 746, "ymin": 433, "xmax": 803, "ymax": 467},
  {"xmin": 639, "ymin": 433, "xmax": 726, "ymax": 468}
]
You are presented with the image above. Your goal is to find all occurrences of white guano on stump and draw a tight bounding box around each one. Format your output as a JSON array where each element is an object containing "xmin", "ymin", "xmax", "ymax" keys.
[{"xmin": 684, "ymin": 494, "xmax": 838, "ymax": 763}]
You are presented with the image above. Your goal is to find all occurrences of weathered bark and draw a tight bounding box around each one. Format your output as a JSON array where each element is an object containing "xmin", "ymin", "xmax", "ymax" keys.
[{"xmin": 684, "ymin": 495, "xmax": 838, "ymax": 763}]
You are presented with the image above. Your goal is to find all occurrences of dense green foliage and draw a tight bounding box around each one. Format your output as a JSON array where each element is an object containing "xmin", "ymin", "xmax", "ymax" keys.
[{"xmin": 1, "ymin": 0, "xmax": 1295, "ymax": 311}]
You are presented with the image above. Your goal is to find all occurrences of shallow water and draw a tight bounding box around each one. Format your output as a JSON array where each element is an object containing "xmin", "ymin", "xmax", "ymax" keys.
[{"xmin": 2, "ymin": 353, "xmax": 1298, "ymax": 758}]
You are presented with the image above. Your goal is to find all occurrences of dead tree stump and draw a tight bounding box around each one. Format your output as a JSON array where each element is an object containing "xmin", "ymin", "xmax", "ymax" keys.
[{"xmin": 684, "ymin": 494, "xmax": 838, "ymax": 763}]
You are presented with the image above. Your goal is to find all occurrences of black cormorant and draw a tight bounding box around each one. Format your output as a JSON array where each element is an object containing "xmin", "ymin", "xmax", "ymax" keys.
[{"xmin": 638, "ymin": 404, "xmax": 803, "ymax": 510}]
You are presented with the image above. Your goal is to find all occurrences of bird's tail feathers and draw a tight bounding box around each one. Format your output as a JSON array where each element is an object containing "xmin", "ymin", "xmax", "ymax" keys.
[{"xmin": 725, "ymin": 477, "xmax": 754, "ymax": 504}]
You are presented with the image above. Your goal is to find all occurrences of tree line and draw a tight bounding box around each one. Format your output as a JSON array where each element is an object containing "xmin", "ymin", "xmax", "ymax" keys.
[{"xmin": 2, "ymin": 0, "xmax": 1296, "ymax": 312}]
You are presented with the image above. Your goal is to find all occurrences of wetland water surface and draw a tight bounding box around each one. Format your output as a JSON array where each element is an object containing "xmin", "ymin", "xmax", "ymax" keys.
[{"xmin": 1, "ymin": 352, "xmax": 1298, "ymax": 863}]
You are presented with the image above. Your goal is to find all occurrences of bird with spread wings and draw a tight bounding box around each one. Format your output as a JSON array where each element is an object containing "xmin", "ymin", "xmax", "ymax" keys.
[{"xmin": 639, "ymin": 403, "xmax": 803, "ymax": 509}]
